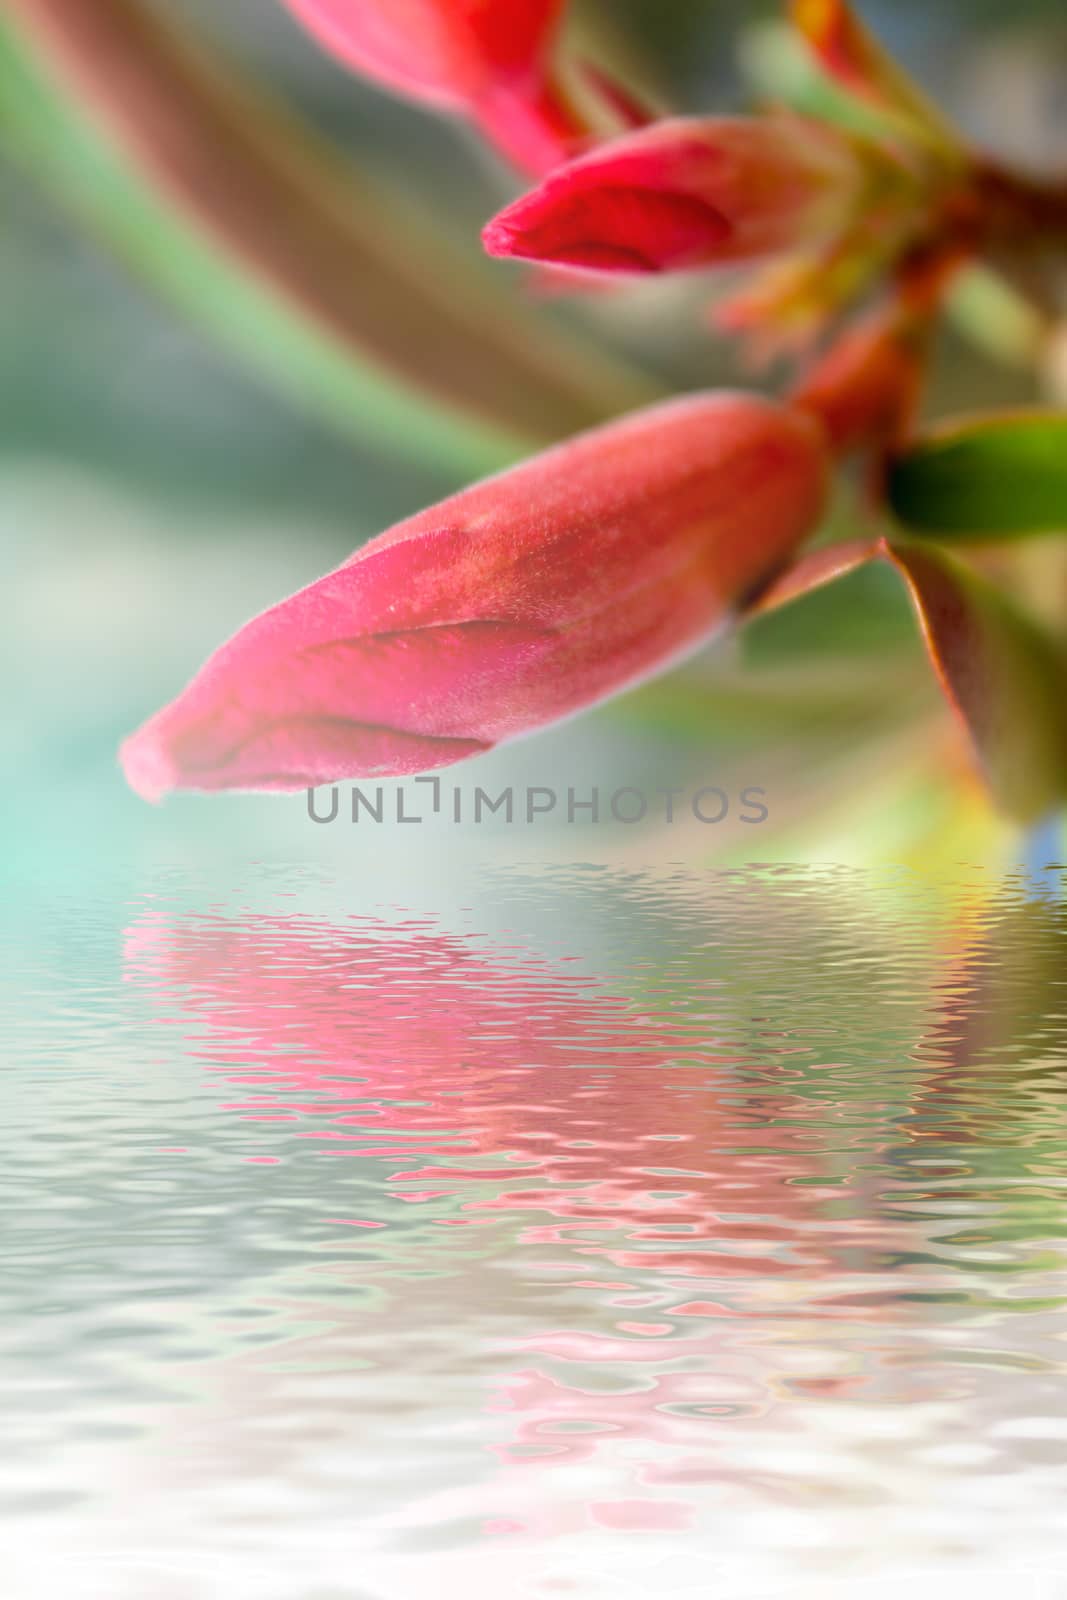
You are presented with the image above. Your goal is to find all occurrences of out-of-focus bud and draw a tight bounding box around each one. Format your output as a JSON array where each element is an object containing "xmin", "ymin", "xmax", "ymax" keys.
[
  {"xmin": 791, "ymin": 0, "xmax": 896, "ymax": 100},
  {"xmin": 279, "ymin": 0, "xmax": 584, "ymax": 173},
  {"xmin": 792, "ymin": 302, "xmax": 928, "ymax": 456},
  {"xmin": 789, "ymin": 0, "xmax": 963, "ymax": 163},
  {"xmin": 121, "ymin": 394, "xmax": 829, "ymax": 798},
  {"xmin": 482, "ymin": 115, "xmax": 861, "ymax": 277}
]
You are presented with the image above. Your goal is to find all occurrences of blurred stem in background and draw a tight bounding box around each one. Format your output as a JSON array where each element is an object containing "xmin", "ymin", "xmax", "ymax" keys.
[{"xmin": 0, "ymin": 0, "xmax": 659, "ymax": 480}]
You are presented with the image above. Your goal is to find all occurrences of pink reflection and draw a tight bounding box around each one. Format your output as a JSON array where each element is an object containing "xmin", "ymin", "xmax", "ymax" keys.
[
  {"xmin": 124, "ymin": 907, "xmax": 847, "ymax": 1277},
  {"xmin": 123, "ymin": 905, "xmax": 905, "ymax": 1521},
  {"xmin": 124, "ymin": 907, "xmax": 695, "ymax": 1162}
]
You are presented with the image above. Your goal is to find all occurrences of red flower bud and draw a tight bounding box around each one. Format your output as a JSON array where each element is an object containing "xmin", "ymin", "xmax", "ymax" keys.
[
  {"xmin": 482, "ymin": 116, "xmax": 859, "ymax": 276},
  {"xmin": 121, "ymin": 394, "xmax": 828, "ymax": 799},
  {"xmin": 280, "ymin": 0, "xmax": 583, "ymax": 173}
]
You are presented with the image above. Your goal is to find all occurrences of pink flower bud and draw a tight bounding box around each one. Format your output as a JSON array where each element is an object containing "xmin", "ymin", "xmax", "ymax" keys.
[
  {"xmin": 482, "ymin": 116, "xmax": 859, "ymax": 276},
  {"xmin": 120, "ymin": 394, "xmax": 828, "ymax": 800},
  {"xmin": 280, "ymin": 0, "xmax": 583, "ymax": 173}
]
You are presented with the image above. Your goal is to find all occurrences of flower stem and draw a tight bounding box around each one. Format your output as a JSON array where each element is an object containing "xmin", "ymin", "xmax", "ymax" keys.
[{"xmin": 974, "ymin": 160, "xmax": 1067, "ymax": 247}]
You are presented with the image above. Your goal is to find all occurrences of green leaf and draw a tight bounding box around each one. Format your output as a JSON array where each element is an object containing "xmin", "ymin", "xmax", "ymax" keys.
[
  {"xmin": 0, "ymin": 0, "xmax": 655, "ymax": 478},
  {"xmin": 889, "ymin": 412, "xmax": 1067, "ymax": 539}
]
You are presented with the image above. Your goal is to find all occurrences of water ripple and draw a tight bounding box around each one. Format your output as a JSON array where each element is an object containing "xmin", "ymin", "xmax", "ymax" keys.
[{"xmin": 2, "ymin": 865, "xmax": 1067, "ymax": 1597}]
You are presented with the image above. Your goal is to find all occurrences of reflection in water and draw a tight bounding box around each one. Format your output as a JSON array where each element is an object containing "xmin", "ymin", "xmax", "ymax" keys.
[{"xmin": 4, "ymin": 868, "xmax": 1067, "ymax": 1597}]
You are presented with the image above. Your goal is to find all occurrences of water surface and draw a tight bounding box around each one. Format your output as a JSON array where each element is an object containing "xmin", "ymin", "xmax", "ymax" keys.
[{"xmin": 3, "ymin": 863, "xmax": 1067, "ymax": 1598}]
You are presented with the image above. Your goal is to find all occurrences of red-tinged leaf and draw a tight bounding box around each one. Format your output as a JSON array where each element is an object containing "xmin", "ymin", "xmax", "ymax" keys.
[
  {"xmin": 887, "ymin": 539, "xmax": 1067, "ymax": 821},
  {"xmin": 743, "ymin": 532, "xmax": 1067, "ymax": 820},
  {"xmin": 746, "ymin": 538, "xmax": 880, "ymax": 617}
]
